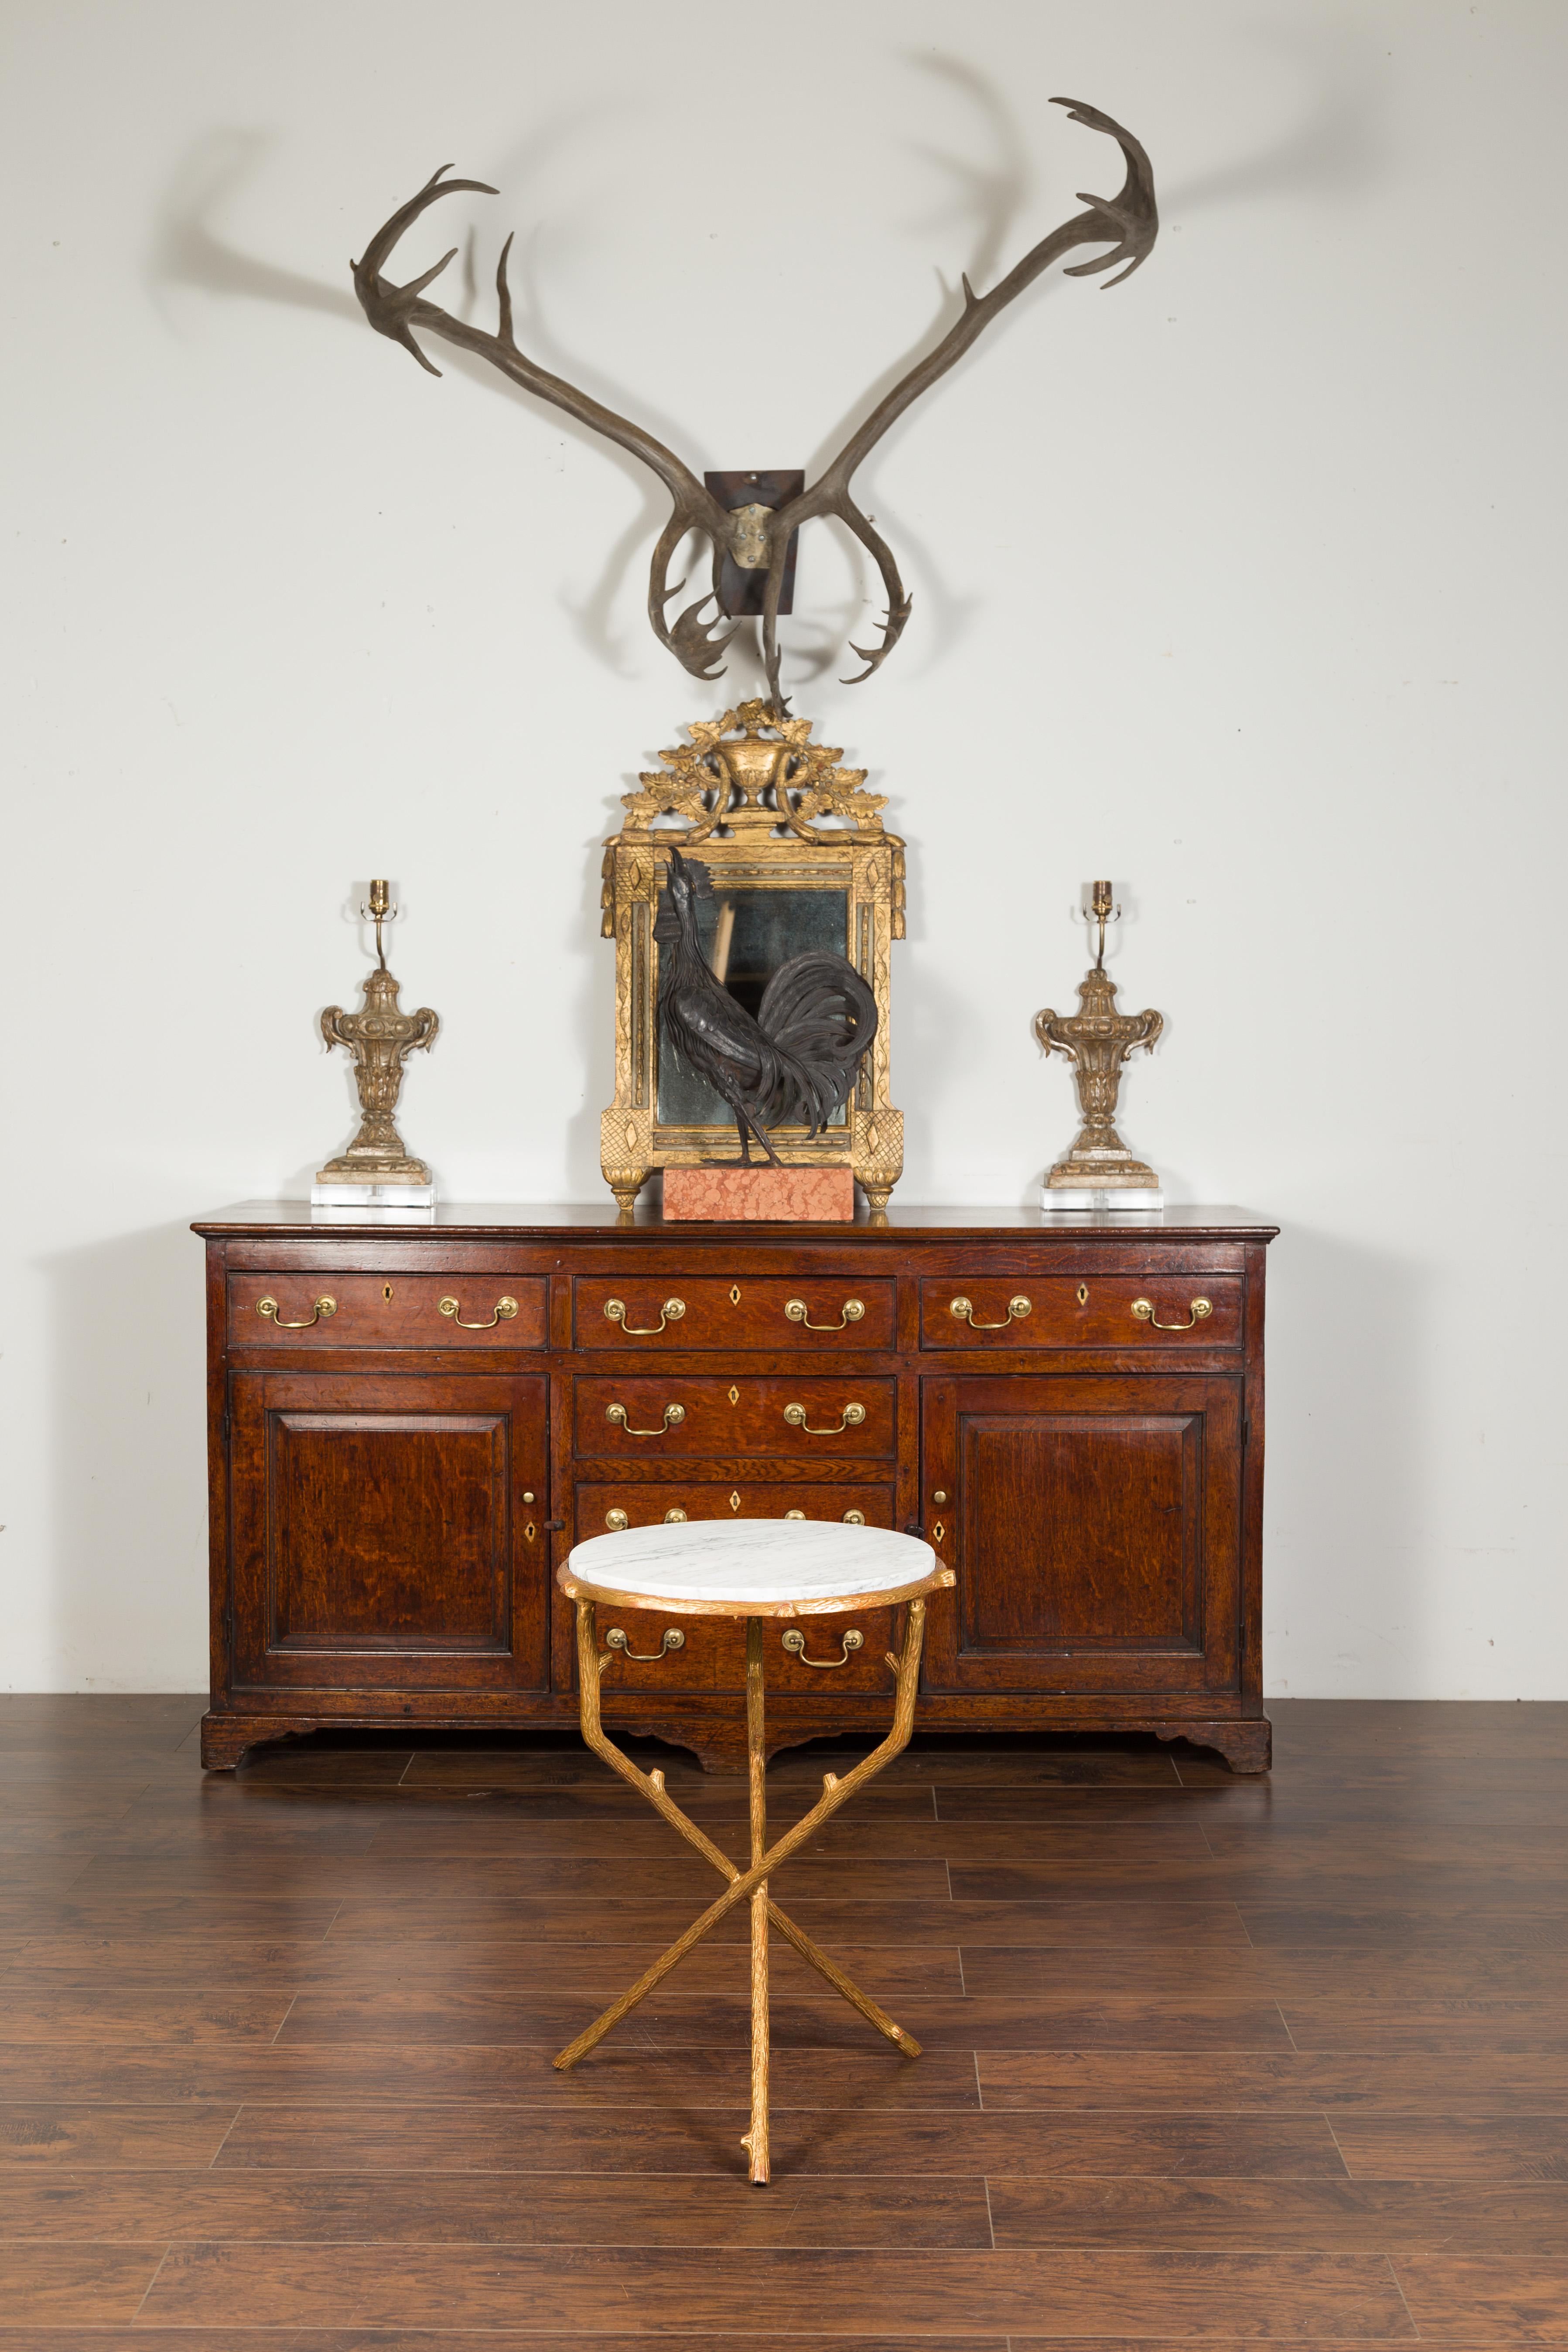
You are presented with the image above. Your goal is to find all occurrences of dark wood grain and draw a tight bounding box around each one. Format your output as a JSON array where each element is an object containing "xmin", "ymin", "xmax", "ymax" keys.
[
  {"xmin": 977, "ymin": 2046, "xmax": 1568, "ymax": 2110},
  {"xmin": 210, "ymin": 2104, "xmax": 1346, "ymax": 2177},
  {"xmin": 228, "ymin": 1369, "xmax": 550, "ymax": 1697},
  {"xmin": 0, "ymin": 2167, "xmax": 994, "ymax": 2248},
  {"xmin": 0, "ymin": 2246, "xmax": 167, "ymax": 2324},
  {"xmin": 1396, "ymin": 2253, "xmax": 1568, "ymax": 2337},
  {"xmin": 134, "ymin": 2243, "xmax": 1416, "ymax": 2332},
  {"xmin": 919, "ymin": 1373, "xmax": 1241, "ymax": 1702},
  {"xmin": 200, "ymin": 1209, "xmax": 1274, "ymax": 1774},
  {"xmin": 917, "ymin": 1273, "xmax": 1244, "ymax": 1351},
  {"xmin": 272, "ymin": 1988, "xmax": 1296, "ymax": 2051},
  {"xmin": 572, "ymin": 1275, "xmax": 898, "ymax": 1351},
  {"xmin": 988, "ymin": 2175, "xmax": 1568, "ymax": 2249},
  {"xmin": 3, "ymin": 1692, "xmax": 1560, "ymax": 2343}
]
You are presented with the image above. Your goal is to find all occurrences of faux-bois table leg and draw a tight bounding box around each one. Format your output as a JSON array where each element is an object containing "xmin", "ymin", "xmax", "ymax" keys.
[{"xmin": 554, "ymin": 1595, "xmax": 931, "ymax": 2181}]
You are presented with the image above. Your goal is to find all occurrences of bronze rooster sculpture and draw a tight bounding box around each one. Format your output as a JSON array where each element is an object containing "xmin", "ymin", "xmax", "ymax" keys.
[{"xmin": 655, "ymin": 849, "xmax": 878, "ymax": 1166}]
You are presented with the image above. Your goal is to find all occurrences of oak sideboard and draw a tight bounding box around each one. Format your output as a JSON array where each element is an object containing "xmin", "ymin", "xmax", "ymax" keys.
[{"xmin": 194, "ymin": 1202, "xmax": 1277, "ymax": 1773}]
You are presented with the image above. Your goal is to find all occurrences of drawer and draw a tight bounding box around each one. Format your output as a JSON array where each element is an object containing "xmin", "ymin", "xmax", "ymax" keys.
[
  {"xmin": 919, "ymin": 1275, "xmax": 1243, "ymax": 1350},
  {"xmin": 574, "ymin": 1375, "xmax": 897, "ymax": 1459},
  {"xmin": 574, "ymin": 1494, "xmax": 898, "ymax": 1695},
  {"xmin": 574, "ymin": 1276, "xmax": 894, "ymax": 1350},
  {"xmin": 573, "ymin": 1480, "xmax": 896, "ymax": 1538},
  {"xmin": 228, "ymin": 1274, "xmax": 549, "ymax": 1350}
]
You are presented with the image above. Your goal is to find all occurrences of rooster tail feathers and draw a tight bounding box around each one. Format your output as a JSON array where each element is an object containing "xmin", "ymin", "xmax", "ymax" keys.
[
  {"xmin": 753, "ymin": 950, "xmax": 878, "ymax": 1140},
  {"xmin": 756, "ymin": 951, "xmax": 878, "ymax": 1067}
]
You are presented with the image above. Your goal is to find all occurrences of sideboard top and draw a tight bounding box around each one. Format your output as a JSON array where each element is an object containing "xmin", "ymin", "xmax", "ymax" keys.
[{"xmin": 193, "ymin": 1200, "xmax": 1278, "ymax": 1242}]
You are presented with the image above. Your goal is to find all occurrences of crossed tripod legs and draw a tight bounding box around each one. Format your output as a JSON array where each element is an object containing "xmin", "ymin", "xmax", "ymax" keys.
[{"xmin": 554, "ymin": 1596, "xmax": 930, "ymax": 2184}]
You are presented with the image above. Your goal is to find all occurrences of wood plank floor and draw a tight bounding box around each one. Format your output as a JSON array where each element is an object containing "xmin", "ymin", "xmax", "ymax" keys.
[{"xmin": 0, "ymin": 1697, "xmax": 1565, "ymax": 2345}]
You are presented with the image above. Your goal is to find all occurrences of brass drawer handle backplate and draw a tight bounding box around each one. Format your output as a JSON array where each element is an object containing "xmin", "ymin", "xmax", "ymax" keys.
[
  {"xmin": 782, "ymin": 1627, "xmax": 864, "ymax": 1669},
  {"xmin": 256, "ymin": 1295, "xmax": 337, "ymax": 1329},
  {"xmin": 785, "ymin": 1296, "xmax": 865, "ymax": 1331},
  {"xmin": 604, "ymin": 1296, "xmax": 686, "ymax": 1335},
  {"xmin": 604, "ymin": 1625, "xmax": 686, "ymax": 1662},
  {"xmin": 949, "ymin": 1294, "xmax": 1032, "ymax": 1329},
  {"xmin": 783, "ymin": 1402, "xmax": 866, "ymax": 1436},
  {"xmin": 1131, "ymin": 1296, "xmax": 1213, "ymax": 1331},
  {"xmin": 605, "ymin": 1401, "xmax": 686, "ymax": 1436},
  {"xmin": 439, "ymin": 1294, "xmax": 518, "ymax": 1330}
]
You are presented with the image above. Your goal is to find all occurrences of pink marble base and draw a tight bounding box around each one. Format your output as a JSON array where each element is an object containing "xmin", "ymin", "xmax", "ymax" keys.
[{"xmin": 662, "ymin": 1165, "xmax": 856, "ymax": 1222}]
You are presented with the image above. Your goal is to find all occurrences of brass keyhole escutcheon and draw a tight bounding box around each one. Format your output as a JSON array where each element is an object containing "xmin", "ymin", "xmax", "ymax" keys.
[
  {"xmin": 383, "ymin": 1285, "xmax": 394, "ymax": 1302},
  {"xmin": 523, "ymin": 1522, "xmax": 537, "ymax": 1542},
  {"xmin": 728, "ymin": 1386, "xmax": 740, "ymax": 1406},
  {"xmin": 729, "ymin": 1285, "xmax": 741, "ymax": 1306},
  {"xmin": 729, "ymin": 1491, "xmax": 741, "ymax": 1511},
  {"xmin": 1076, "ymin": 1284, "xmax": 1089, "ymax": 1306},
  {"xmin": 931, "ymin": 1521, "xmax": 946, "ymax": 1545}
]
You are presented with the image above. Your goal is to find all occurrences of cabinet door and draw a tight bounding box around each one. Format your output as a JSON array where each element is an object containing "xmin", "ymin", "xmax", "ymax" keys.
[
  {"xmin": 921, "ymin": 1374, "xmax": 1242, "ymax": 1698},
  {"xmin": 229, "ymin": 1370, "xmax": 549, "ymax": 1693}
]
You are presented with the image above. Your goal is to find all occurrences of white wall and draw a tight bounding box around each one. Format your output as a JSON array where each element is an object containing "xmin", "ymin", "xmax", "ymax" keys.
[{"xmin": 4, "ymin": 0, "xmax": 1563, "ymax": 1696}]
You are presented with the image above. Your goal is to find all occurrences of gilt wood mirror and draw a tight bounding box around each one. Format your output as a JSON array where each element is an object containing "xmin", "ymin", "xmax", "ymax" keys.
[{"xmin": 599, "ymin": 703, "xmax": 905, "ymax": 1212}]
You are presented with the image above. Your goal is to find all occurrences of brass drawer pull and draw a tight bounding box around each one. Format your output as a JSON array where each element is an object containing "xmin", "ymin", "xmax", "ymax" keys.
[
  {"xmin": 783, "ymin": 1401, "xmax": 866, "ymax": 1435},
  {"xmin": 605, "ymin": 1401, "xmax": 686, "ymax": 1436},
  {"xmin": 785, "ymin": 1508, "xmax": 868, "ymax": 1524},
  {"xmin": 663, "ymin": 1507, "xmax": 688, "ymax": 1523},
  {"xmin": 438, "ymin": 1294, "xmax": 518, "ymax": 1330},
  {"xmin": 949, "ymin": 1294, "xmax": 1032, "ymax": 1329},
  {"xmin": 782, "ymin": 1627, "xmax": 864, "ymax": 1669},
  {"xmin": 256, "ymin": 1295, "xmax": 337, "ymax": 1329},
  {"xmin": 604, "ymin": 1296, "xmax": 686, "ymax": 1335},
  {"xmin": 604, "ymin": 1625, "xmax": 686, "ymax": 1662},
  {"xmin": 784, "ymin": 1296, "xmax": 865, "ymax": 1331},
  {"xmin": 1131, "ymin": 1296, "xmax": 1213, "ymax": 1331},
  {"xmin": 604, "ymin": 1509, "xmax": 629, "ymax": 1532}
]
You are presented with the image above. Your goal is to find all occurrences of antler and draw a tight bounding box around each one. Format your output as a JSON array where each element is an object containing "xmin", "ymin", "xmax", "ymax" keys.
[
  {"xmin": 752, "ymin": 97, "xmax": 1157, "ymax": 700},
  {"xmin": 351, "ymin": 99, "xmax": 1156, "ymax": 700},
  {"xmin": 351, "ymin": 167, "xmax": 738, "ymax": 680}
]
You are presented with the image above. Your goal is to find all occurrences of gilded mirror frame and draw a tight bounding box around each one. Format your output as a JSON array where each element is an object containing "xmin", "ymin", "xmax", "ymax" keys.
[{"xmin": 598, "ymin": 702, "xmax": 905, "ymax": 1213}]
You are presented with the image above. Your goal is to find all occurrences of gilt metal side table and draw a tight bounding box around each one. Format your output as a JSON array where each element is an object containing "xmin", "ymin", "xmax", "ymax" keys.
[{"xmin": 553, "ymin": 1518, "xmax": 955, "ymax": 2183}]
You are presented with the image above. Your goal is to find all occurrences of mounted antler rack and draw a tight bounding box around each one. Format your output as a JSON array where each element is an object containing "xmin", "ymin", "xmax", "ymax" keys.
[{"xmin": 350, "ymin": 98, "xmax": 1157, "ymax": 703}]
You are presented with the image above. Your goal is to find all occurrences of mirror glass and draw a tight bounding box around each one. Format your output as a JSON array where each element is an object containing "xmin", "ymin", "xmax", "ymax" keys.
[{"xmin": 657, "ymin": 885, "xmax": 851, "ymax": 1128}]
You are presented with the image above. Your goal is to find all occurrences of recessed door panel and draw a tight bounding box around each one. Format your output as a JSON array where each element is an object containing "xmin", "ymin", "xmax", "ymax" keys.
[
  {"xmin": 230, "ymin": 1371, "xmax": 549, "ymax": 1693},
  {"xmin": 269, "ymin": 1413, "xmax": 509, "ymax": 1650},
  {"xmin": 922, "ymin": 1374, "xmax": 1241, "ymax": 1698},
  {"xmin": 963, "ymin": 1415, "xmax": 1196, "ymax": 1649}
]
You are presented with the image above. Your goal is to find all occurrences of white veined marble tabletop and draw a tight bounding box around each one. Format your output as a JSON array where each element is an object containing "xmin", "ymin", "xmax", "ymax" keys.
[{"xmin": 560, "ymin": 1516, "xmax": 944, "ymax": 1618}]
